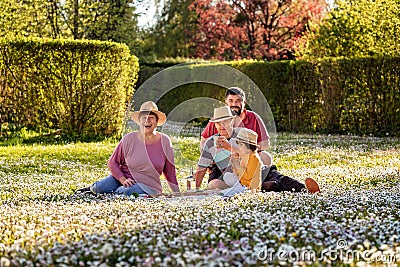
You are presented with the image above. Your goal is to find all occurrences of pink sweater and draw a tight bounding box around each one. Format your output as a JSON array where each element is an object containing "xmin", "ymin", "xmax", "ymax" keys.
[{"xmin": 108, "ymin": 132, "xmax": 179, "ymax": 194}]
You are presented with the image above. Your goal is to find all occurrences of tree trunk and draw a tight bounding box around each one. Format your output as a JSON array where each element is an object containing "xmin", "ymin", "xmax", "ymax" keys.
[{"xmin": 73, "ymin": 0, "xmax": 79, "ymax": 39}]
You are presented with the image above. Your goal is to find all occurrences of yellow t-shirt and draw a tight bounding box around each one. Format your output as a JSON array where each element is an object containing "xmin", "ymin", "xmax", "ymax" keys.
[{"xmin": 234, "ymin": 152, "xmax": 262, "ymax": 190}]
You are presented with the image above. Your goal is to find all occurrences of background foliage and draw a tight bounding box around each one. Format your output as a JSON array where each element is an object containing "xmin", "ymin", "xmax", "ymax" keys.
[
  {"xmin": 298, "ymin": 0, "xmax": 400, "ymax": 59},
  {"xmin": 1, "ymin": 0, "xmax": 399, "ymax": 62}
]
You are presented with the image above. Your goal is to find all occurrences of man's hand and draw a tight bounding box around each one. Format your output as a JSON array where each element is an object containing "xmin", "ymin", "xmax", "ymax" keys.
[
  {"xmin": 215, "ymin": 136, "xmax": 231, "ymax": 150},
  {"xmin": 193, "ymin": 168, "xmax": 207, "ymax": 189}
]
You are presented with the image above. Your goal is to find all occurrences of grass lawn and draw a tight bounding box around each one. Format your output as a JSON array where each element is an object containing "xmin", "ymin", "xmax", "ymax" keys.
[{"xmin": 0, "ymin": 133, "xmax": 399, "ymax": 266}]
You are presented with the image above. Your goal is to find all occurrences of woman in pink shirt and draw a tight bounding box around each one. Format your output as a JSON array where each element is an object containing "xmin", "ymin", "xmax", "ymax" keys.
[{"xmin": 76, "ymin": 101, "xmax": 180, "ymax": 196}]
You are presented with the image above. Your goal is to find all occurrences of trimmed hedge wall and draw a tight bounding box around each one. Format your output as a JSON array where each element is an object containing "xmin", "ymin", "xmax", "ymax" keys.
[
  {"xmin": 231, "ymin": 57, "xmax": 400, "ymax": 136},
  {"xmin": 2, "ymin": 44, "xmax": 398, "ymax": 137},
  {"xmin": 0, "ymin": 38, "xmax": 139, "ymax": 137},
  {"xmin": 139, "ymin": 57, "xmax": 400, "ymax": 136}
]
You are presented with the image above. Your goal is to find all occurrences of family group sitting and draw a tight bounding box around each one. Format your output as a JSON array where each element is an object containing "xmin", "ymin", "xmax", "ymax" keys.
[{"xmin": 75, "ymin": 87, "xmax": 320, "ymax": 197}]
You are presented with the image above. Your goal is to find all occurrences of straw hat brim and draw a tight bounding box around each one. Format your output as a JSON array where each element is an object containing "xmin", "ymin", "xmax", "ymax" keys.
[
  {"xmin": 130, "ymin": 110, "xmax": 167, "ymax": 126},
  {"xmin": 232, "ymin": 136, "xmax": 259, "ymax": 147},
  {"xmin": 209, "ymin": 115, "xmax": 234, "ymax": 123}
]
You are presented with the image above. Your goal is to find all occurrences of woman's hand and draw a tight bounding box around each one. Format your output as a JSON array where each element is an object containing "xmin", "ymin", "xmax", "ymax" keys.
[{"xmin": 121, "ymin": 177, "xmax": 136, "ymax": 187}]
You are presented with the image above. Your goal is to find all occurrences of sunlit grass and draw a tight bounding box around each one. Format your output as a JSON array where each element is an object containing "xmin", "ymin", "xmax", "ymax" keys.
[{"xmin": 0, "ymin": 133, "xmax": 399, "ymax": 266}]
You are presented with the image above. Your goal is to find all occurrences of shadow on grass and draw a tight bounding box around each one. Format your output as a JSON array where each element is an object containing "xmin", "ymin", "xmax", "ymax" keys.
[{"xmin": 0, "ymin": 129, "xmax": 119, "ymax": 146}]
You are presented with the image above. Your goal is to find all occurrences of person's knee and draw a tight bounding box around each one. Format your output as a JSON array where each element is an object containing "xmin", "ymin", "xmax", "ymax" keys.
[
  {"xmin": 208, "ymin": 179, "xmax": 228, "ymax": 190},
  {"xmin": 223, "ymin": 172, "xmax": 239, "ymax": 187},
  {"xmin": 259, "ymin": 151, "xmax": 273, "ymax": 166},
  {"xmin": 115, "ymin": 184, "xmax": 146, "ymax": 196},
  {"xmin": 90, "ymin": 175, "xmax": 119, "ymax": 194},
  {"xmin": 115, "ymin": 186, "xmax": 135, "ymax": 196}
]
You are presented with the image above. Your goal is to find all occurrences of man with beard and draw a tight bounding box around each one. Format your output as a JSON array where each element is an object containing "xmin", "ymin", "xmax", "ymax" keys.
[{"xmin": 200, "ymin": 87, "xmax": 272, "ymax": 166}]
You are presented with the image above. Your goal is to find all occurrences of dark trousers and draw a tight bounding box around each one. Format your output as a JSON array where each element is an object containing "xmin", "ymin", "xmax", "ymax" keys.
[
  {"xmin": 207, "ymin": 163, "xmax": 223, "ymax": 183},
  {"xmin": 261, "ymin": 165, "xmax": 305, "ymax": 192}
]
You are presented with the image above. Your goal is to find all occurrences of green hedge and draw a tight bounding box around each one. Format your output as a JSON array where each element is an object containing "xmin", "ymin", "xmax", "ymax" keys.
[
  {"xmin": 0, "ymin": 38, "xmax": 139, "ymax": 137},
  {"xmin": 138, "ymin": 57, "xmax": 400, "ymax": 136},
  {"xmin": 234, "ymin": 57, "xmax": 400, "ymax": 136}
]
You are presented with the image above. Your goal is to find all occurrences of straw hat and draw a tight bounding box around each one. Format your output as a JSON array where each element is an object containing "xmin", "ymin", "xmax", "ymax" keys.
[
  {"xmin": 232, "ymin": 128, "xmax": 259, "ymax": 147},
  {"xmin": 209, "ymin": 106, "xmax": 234, "ymax": 122},
  {"xmin": 130, "ymin": 101, "xmax": 167, "ymax": 126}
]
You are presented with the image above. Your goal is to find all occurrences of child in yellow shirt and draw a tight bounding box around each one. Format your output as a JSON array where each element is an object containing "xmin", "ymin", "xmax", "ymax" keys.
[{"xmin": 221, "ymin": 128, "xmax": 262, "ymax": 196}]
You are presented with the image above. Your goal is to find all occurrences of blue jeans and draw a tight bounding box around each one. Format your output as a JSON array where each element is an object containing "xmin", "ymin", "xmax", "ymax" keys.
[{"xmin": 90, "ymin": 175, "xmax": 157, "ymax": 196}]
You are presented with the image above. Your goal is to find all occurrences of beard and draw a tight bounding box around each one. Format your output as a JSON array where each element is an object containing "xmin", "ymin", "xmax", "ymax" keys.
[{"xmin": 230, "ymin": 106, "xmax": 242, "ymax": 116}]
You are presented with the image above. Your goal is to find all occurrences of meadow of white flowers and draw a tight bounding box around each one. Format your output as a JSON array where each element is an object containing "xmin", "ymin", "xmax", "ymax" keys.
[{"xmin": 0, "ymin": 134, "xmax": 399, "ymax": 266}]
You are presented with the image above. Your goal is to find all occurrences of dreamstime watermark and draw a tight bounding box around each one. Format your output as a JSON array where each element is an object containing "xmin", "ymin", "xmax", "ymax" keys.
[{"xmin": 256, "ymin": 239, "xmax": 400, "ymax": 264}]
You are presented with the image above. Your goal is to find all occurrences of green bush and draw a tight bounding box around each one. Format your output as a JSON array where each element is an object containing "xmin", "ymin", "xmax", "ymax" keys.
[
  {"xmin": 299, "ymin": 0, "xmax": 400, "ymax": 60},
  {"xmin": 0, "ymin": 38, "xmax": 139, "ymax": 138}
]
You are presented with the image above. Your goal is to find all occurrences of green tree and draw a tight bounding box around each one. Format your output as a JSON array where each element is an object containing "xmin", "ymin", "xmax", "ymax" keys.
[
  {"xmin": 0, "ymin": 0, "xmax": 141, "ymax": 54},
  {"xmin": 141, "ymin": 0, "xmax": 197, "ymax": 60},
  {"xmin": 298, "ymin": 0, "xmax": 400, "ymax": 59},
  {"xmin": 63, "ymin": 1, "xmax": 139, "ymax": 43},
  {"xmin": 0, "ymin": 0, "xmax": 54, "ymax": 38}
]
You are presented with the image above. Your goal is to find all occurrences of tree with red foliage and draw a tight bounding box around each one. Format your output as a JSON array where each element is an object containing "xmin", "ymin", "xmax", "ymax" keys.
[{"xmin": 189, "ymin": 0, "xmax": 327, "ymax": 60}]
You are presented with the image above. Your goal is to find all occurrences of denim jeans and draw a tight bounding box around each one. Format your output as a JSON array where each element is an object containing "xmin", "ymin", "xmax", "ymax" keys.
[{"xmin": 90, "ymin": 174, "xmax": 158, "ymax": 196}]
